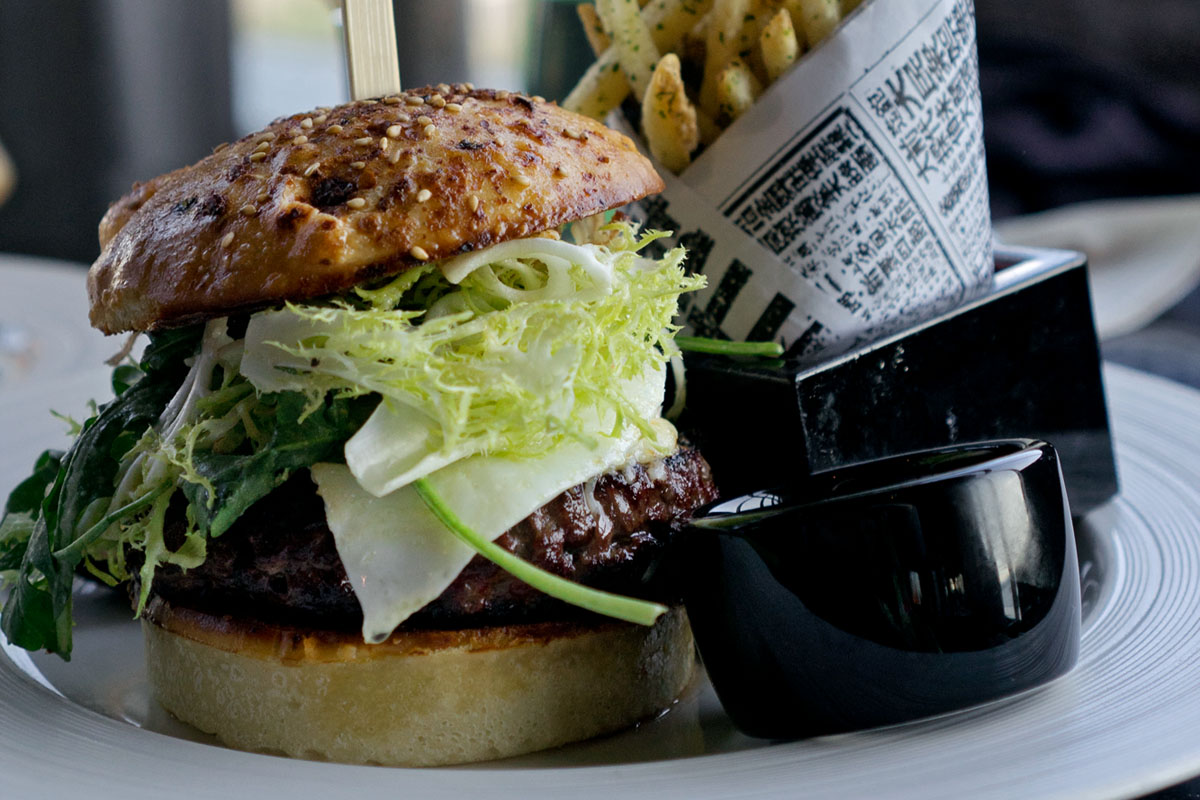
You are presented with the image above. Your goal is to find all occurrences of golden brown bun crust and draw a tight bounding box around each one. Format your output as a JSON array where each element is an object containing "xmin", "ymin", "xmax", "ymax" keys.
[
  {"xmin": 143, "ymin": 597, "xmax": 695, "ymax": 767},
  {"xmin": 88, "ymin": 85, "xmax": 664, "ymax": 334}
]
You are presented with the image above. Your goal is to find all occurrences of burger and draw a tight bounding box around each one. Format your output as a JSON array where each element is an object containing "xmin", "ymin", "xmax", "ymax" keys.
[{"xmin": 0, "ymin": 85, "xmax": 717, "ymax": 766}]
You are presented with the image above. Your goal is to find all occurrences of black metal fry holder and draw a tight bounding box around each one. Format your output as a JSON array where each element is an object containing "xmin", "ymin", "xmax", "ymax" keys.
[{"xmin": 673, "ymin": 246, "xmax": 1118, "ymax": 517}]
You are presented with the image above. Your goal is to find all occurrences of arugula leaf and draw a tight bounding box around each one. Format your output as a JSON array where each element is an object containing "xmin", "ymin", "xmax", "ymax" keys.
[
  {"xmin": 182, "ymin": 392, "xmax": 375, "ymax": 537},
  {"xmin": 1, "ymin": 327, "xmax": 199, "ymax": 657},
  {"xmin": 0, "ymin": 450, "xmax": 64, "ymax": 572},
  {"xmin": 140, "ymin": 326, "xmax": 203, "ymax": 376},
  {"xmin": 3, "ymin": 449, "xmax": 64, "ymax": 517}
]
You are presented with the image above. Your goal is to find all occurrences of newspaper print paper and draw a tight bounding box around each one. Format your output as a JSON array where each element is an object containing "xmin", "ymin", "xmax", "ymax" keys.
[{"xmin": 629, "ymin": 0, "xmax": 992, "ymax": 359}]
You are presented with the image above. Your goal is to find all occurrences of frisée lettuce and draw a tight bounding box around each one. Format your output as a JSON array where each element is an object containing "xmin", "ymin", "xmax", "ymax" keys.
[{"xmin": 241, "ymin": 226, "xmax": 697, "ymax": 495}]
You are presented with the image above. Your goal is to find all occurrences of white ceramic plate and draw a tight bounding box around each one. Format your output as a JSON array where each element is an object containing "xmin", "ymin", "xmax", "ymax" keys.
[{"xmin": 2, "ymin": 363, "xmax": 1200, "ymax": 799}]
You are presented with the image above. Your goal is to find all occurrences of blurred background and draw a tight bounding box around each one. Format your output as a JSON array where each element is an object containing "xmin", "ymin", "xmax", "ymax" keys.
[
  {"xmin": 1, "ymin": 0, "xmax": 1197, "ymax": 255},
  {"xmin": 0, "ymin": 0, "xmax": 1198, "ymax": 391}
]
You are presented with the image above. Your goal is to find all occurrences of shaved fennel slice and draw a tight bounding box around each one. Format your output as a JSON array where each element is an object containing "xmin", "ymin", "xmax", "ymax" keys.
[
  {"xmin": 347, "ymin": 361, "xmax": 663, "ymax": 497},
  {"xmin": 438, "ymin": 236, "xmax": 612, "ymax": 293},
  {"xmin": 313, "ymin": 408, "xmax": 677, "ymax": 642}
]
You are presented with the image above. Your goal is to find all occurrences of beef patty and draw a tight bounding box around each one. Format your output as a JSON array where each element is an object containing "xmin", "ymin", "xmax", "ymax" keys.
[{"xmin": 144, "ymin": 446, "xmax": 717, "ymax": 633}]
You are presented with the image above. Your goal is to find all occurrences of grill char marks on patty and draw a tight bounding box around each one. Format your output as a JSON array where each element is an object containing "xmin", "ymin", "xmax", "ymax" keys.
[{"xmin": 145, "ymin": 446, "xmax": 717, "ymax": 633}]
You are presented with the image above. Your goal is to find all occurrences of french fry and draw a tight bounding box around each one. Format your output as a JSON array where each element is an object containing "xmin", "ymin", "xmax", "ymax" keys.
[
  {"xmin": 786, "ymin": 0, "xmax": 841, "ymax": 49},
  {"xmin": 642, "ymin": 0, "xmax": 716, "ymax": 54},
  {"xmin": 743, "ymin": 0, "xmax": 784, "ymax": 83},
  {"xmin": 577, "ymin": 4, "xmax": 611, "ymax": 57},
  {"xmin": 700, "ymin": 0, "xmax": 751, "ymax": 116},
  {"xmin": 759, "ymin": 7, "xmax": 799, "ymax": 82},
  {"xmin": 715, "ymin": 59, "xmax": 762, "ymax": 121},
  {"xmin": 597, "ymin": 0, "xmax": 661, "ymax": 100},
  {"xmin": 695, "ymin": 105, "xmax": 722, "ymax": 146},
  {"xmin": 680, "ymin": 10, "xmax": 710, "ymax": 72},
  {"xmin": 641, "ymin": 54, "xmax": 700, "ymax": 172},
  {"xmin": 564, "ymin": 0, "xmax": 714, "ymax": 119}
]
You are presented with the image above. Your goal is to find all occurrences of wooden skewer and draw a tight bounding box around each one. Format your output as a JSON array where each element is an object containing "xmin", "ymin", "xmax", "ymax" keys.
[{"xmin": 341, "ymin": 0, "xmax": 402, "ymax": 100}]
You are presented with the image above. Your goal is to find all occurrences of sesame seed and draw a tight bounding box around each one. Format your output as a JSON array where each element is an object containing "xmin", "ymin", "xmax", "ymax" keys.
[
  {"xmin": 417, "ymin": 115, "xmax": 432, "ymax": 126},
  {"xmin": 405, "ymin": 95, "xmax": 425, "ymax": 106},
  {"xmin": 354, "ymin": 136, "xmax": 373, "ymax": 145},
  {"xmin": 256, "ymin": 133, "xmax": 276, "ymax": 143},
  {"xmin": 220, "ymin": 232, "xmax": 234, "ymax": 248},
  {"xmin": 314, "ymin": 114, "xmax": 328, "ymax": 124},
  {"xmin": 349, "ymin": 161, "xmax": 366, "ymax": 169},
  {"xmin": 383, "ymin": 95, "xmax": 402, "ymax": 104},
  {"xmin": 513, "ymin": 174, "xmax": 532, "ymax": 186},
  {"xmin": 256, "ymin": 192, "xmax": 270, "ymax": 203},
  {"xmin": 388, "ymin": 150, "xmax": 403, "ymax": 164},
  {"xmin": 436, "ymin": 83, "xmax": 451, "ymax": 94},
  {"xmin": 300, "ymin": 117, "xmax": 313, "ymax": 129},
  {"xmin": 410, "ymin": 245, "xmax": 430, "ymax": 261},
  {"xmin": 543, "ymin": 229, "xmax": 561, "ymax": 240},
  {"xmin": 212, "ymin": 142, "xmax": 229, "ymax": 154},
  {"xmin": 379, "ymin": 137, "xmax": 389, "ymax": 149},
  {"xmin": 254, "ymin": 140, "xmax": 271, "ymax": 153},
  {"xmin": 249, "ymin": 152, "xmax": 268, "ymax": 162},
  {"xmin": 496, "ymin": 90, "xmax": 510, "ymax": 100},
  {"xmin": 463, "ymin": 82, "xmax": 475, "ymax": 91},
  {"xmin": 386, "ymin": 124, "xmax": 403, "ymax": 138},
  {"xmin": 468, "ymin": 194, "xmax": 480, "ymax": 212},
  {"xmin": 430, "ymin": 95, "xmax": 446, "ymax": 108},
  {"xmin": 532, "ymin": 95, "xmax": 545, "ymax": 103},
  {"xmin": 240, "ymin": 204, "xmax": 258, "ymax": 216},
  {"xmin": 416, "ymin": 189, "xmax": 432, "ymax": 202},
  {"xmin": 395, "ymin": 113, "xmax": 411, "ymax": 123},
  {"xmin": 303, "ymin": 161, "xmax": 321, "ymax": 176},
  {"xmin": 291, "ymin": 135, "xmax": 308, "ymax": 145},
  {"xmin": 445, "ymin": 103, "xmax": 463, "ymax": 113},
  {"xmin": 423, "ymin": 124, "xmax": 437, "ymax": 138},
  {"xmin": 346, "ymin": 197, "xmax": 367, "ymax": 209},
  {"xmin": 327, "ymin": 124, "xmax": 344, "ymax": 134}
]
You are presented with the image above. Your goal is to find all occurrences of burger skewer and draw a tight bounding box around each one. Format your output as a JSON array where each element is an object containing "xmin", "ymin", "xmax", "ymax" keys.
[{"xmin": 340, "ymin": 0, "xmax": 402, "ymax": 99}]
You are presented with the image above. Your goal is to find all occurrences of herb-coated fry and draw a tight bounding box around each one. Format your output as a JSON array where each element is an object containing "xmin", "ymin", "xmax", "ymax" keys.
[
  {"xmin": 598, "ymin": 0, "xmax": 662, "ymax": 99},
  {"xmin": 577, "ymin": 3, "xmax": 611, "ymax": 57},
  {"xmin": 642, "ymin": 54, "xmax": 700, "ymax": 172},
  {"xmin": 700, "ymin": 0, "xmax": 751, "ymax": 115},
  {"xmin": 564, "ymin": 0, "xmax": 714, "ymax": 119},
  {"xmin": 788, "ymin": 0, "xmax": 841, "ymax": 48},
  {"xmin": 715, "ymin": 59, "xmax": 761, "ymax": 121},
  {"xmin": 695, "ymin": 105, "xmax": 721, "ymax": 145},
  {"xmin": 759, "ymin": 7, "xmax": 799, "ymax": 82}
]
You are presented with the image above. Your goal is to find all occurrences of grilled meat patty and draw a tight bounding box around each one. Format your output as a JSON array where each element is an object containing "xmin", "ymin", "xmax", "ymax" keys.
[{"xmin": 144, "ymin": 446, "xmax": 717, "ymax": 632}]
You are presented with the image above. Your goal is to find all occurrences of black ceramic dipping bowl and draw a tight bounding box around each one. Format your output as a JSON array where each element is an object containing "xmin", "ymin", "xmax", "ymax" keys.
[{"xmin": 676, "ymin": 439, "xmax": 1081, "ymax": 740}]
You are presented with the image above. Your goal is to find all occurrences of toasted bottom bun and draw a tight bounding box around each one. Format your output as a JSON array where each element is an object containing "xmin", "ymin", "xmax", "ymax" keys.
[{"xmin": 142, "ymin": 600, "xmax": 695, "ymax": 767}]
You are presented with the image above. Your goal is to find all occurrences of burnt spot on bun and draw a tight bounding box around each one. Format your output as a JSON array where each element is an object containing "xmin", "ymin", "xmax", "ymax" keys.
[
  {"xmin": 197, "ymin": 194, "xmax": 227, "ymax": 218},
  {"xmin": 312, "ymin": 177, "xmax": 357, "ymax": 208}
]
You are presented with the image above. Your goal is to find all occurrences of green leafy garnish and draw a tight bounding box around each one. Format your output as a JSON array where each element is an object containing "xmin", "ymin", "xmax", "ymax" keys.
[
  {"xmin": 413, "ymin": 478, "xmax": 666, "ymax": 626},
  {"xmin": 675, "ymin": 336, "xmax": 784, "ymax": 357}
]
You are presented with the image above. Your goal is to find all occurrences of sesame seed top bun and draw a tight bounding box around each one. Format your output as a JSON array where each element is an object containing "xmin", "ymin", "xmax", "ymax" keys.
[{"xmin": 87, "ymin": 85, "xmax": 664, "ymax": 334}]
